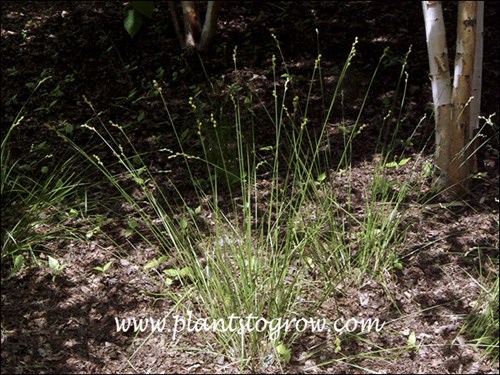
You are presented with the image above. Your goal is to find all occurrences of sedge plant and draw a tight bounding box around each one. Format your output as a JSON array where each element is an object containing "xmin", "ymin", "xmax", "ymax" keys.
[
  {"xmin": 1, "ymin": 78, "xmax": 86, "ymax": 276},
  {"xmin": 63, "ymin": 37, "xmax": 429, "ymax": 371}
]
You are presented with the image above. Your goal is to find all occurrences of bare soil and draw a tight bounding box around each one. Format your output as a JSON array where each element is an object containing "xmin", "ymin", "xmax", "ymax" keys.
[{"xmin": 1, "ymin": 1, "xmax": 499, "ymax": 373}]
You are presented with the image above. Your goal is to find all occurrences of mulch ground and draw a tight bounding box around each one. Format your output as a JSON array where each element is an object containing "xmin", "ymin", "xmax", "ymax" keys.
[{"xmin": 1, "ymin": 1, "xmax": 499, "ymax": 373}]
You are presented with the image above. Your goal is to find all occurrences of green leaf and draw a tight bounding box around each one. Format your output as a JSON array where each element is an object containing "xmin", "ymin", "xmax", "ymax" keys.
[
  {"xmin": 124, "ymin": 9, "xmax": 143, "ymax": 38},
  {"xmin": 137, "ymin": 111, "xmax": 145, "ymax": 122},
  {"xmin": 408, "ymin": 331, "xmax": 417, "ymax": 348},
  {"xmin": 68, "ymin": 208, "xmax": 79, "ymax": 218},
  {"xmin": 47, "ymin": 255, "xmax": 61, "ymax": 271},
  {"xmin": 394, "ymin": 261, "xmax": 403, "ymax": 270},
  {"xmin": 164, "ymin": 268, "xmax": 181, "ymax": 277},
  {"xmin": 144, "ymin": 255, "xmax": 169, "ymax": 269},
  {"xmin": 178, "ymin": 267, "xmax": 193, "ymax": 277},
  {"xmin": 94, "ymin": 261, "xmax": 113, "ymax": 273},
  {"xmin": 399, "ymin": 157, "xmax": 411, "ymax": 166},
  {"xmin": 276, "ymin": 343, "xmax": 291, "ymax": 362},
  {"xmin": 41, "ymin": 166, "xmax": 49, "ymax": 173},
  {"xmin": 421, "ymin": 161, "xmax": 433, "ymax": 178},
  {"xmin": 48, "ymin": 255, "xmax": 58, "ymax": 269},
  {"xmin": 102, "ymin": 261, "xmax": 113, "ymax": 272},
  {"xmin": 179, "ymin": 217, "xmax": 188, "ymax": 230},
  {"xmin": 164, "ymin": 267, "xmax": 192, "ymax": 278},
  {"xmin": 54, "ymin": 178, "xmax": 64, "ymax": 189},
  {"xmin": 384, "ymin": 161, "xmax": 398, "ymax": 168},
  {"xmin": 317, "ymin": 172, "xmax": 327, "ymax": 182},
  {"xmin": 125, "ymin": 228, "xmax": 134, "ymax": 237},
  {"xmin": 36, "ymin": 141, "xmax": 47, "ymax": 150},
  {"xmin": 95, "ymin": 215, "xmax": 106, "ymax": 224},
  {"xmin": 164, "ymin": 277, "xmax": 173, "ymax": 286},
  {"xmin": 129, "ymin": 219, "xmax": 138, "ymax": 229},
  {"xmin": 13, "ymin": 254, "xmax": 25, "ymax": 273},
  {"xmin": 189, "ymin": 205, "xmax": 202, "ymax": 216},
  {"xmin": 385, "ymin": 157, "xmax": 411, "ymax": 168},
  {"xmin": 64, "ymin": 123, "xmax": 74, "ymax": 134}
]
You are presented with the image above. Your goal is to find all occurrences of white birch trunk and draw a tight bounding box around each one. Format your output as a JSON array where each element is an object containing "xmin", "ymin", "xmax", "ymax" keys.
[
  {"xmin": 181, "ymin": 1, "xmax": 201, "ymax": 49},
  {"xmin": 450, "ymin": 1, "xmax": 477, "ymax": 193},
  {"xmin": 171, "ymin": 1, "xmax": 220, "ymax": 51},
  {"xmin": 199, "ymin": 1, "xmax": 221, "ymax": 51},
  {"xmin": 168, "ymin": 1, "xmax": 186, "ymax": 49},
  {"xmin": 422, "ymin": 1, "xmax": 453, "ymax": 188},
  {"xmin": 469, "ymin": 1, "xmax": 484, "ymax": 172}
]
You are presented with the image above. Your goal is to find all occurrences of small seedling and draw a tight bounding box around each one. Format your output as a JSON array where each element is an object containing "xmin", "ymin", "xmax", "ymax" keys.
[
  {"xmin": 187, "ymin": 205, "xmax": 202, "ymax": 216},
  {"xmin": 68, "ymin": 208, "xmax": 79, "ymax": 218},
  {"xmin": 407, "ymin": 331, "xmax": 417, "ymax": 351},
  {"xmin": 164, "ymin": 266, "xmax": 193, "ymax": 286},
  {"xmin": 64, "ymin": 122, "xmax": 74, "ymax": 134},
  {"xmin": 316, "ymin": 172, "xmax": 327, "ymax": 183},
  {"xmin": 86, "ymin": 226, "xmax": 100, "ymax": 239},
  {"xmin": 391, "ymin": 256, "xmax": 404, "ymax": 271},
  {"xmin": 275, "ymin": 342, "xmax": 291, "ymax": 363},
  {"xmin": 6, "ymin": 66, "xmax": 18, "ymax": 76},
  {"xmin": 47, "ymin": 255, "xmax": 66, "ymax": 282},
  {"xmin": 125, "ymin": 219, "xmax": 138, "ymax": 237},
  {"xmin": 94, "ymin": 261, "xmax": 113, "ymax": 274},
  {"xmin": 179, "ymin": 217, "xmax": 188, "ymax": 231},
  {"xmin": 12, "ymin": 254, "xmax": 25, "ymax": 275},
  {"xmin": 421, "ymin": 161, "xmax": 433, "ymax": 179},
  {"xmin": 144, "ymin": 255, "xmax": 169, "ymax": 270},
  {"xmin": 384, "ymin": 157, "xmax": 411, "ymax": 169}
]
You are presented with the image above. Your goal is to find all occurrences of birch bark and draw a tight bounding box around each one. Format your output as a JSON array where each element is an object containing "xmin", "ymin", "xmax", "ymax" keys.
[
  {"xmin": 468, "ymin": 1, "xmax": 484, "ymax": 173},
  {"xmin": 422, "ymin": 1, "xmax": 453, "ymax": 188},
  {"xmin": 449, "ymin": 1, "xmax": 478, "ymax": 193},
  {"xmin": 199, "ymin": 1, "xmax": 221, "ymax": 51}
]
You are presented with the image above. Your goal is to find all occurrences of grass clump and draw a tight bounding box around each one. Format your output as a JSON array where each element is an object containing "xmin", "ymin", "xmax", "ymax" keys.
[
  {"xmin": 63, "ymin": 38, "xmax": 426, "ymax": 371},
  {"xmin": 1, "ymin": 79, "xmax": 85, "ymax": 277},
  {"xmin": 461, "ymin": 265, "xmax": 499, "ymax": 362}
]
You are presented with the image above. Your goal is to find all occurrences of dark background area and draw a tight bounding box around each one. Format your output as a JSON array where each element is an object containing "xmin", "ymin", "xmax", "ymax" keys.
[{"xmin": 1, "ymin": 1, "xmax": 499, "ymax": 373}]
